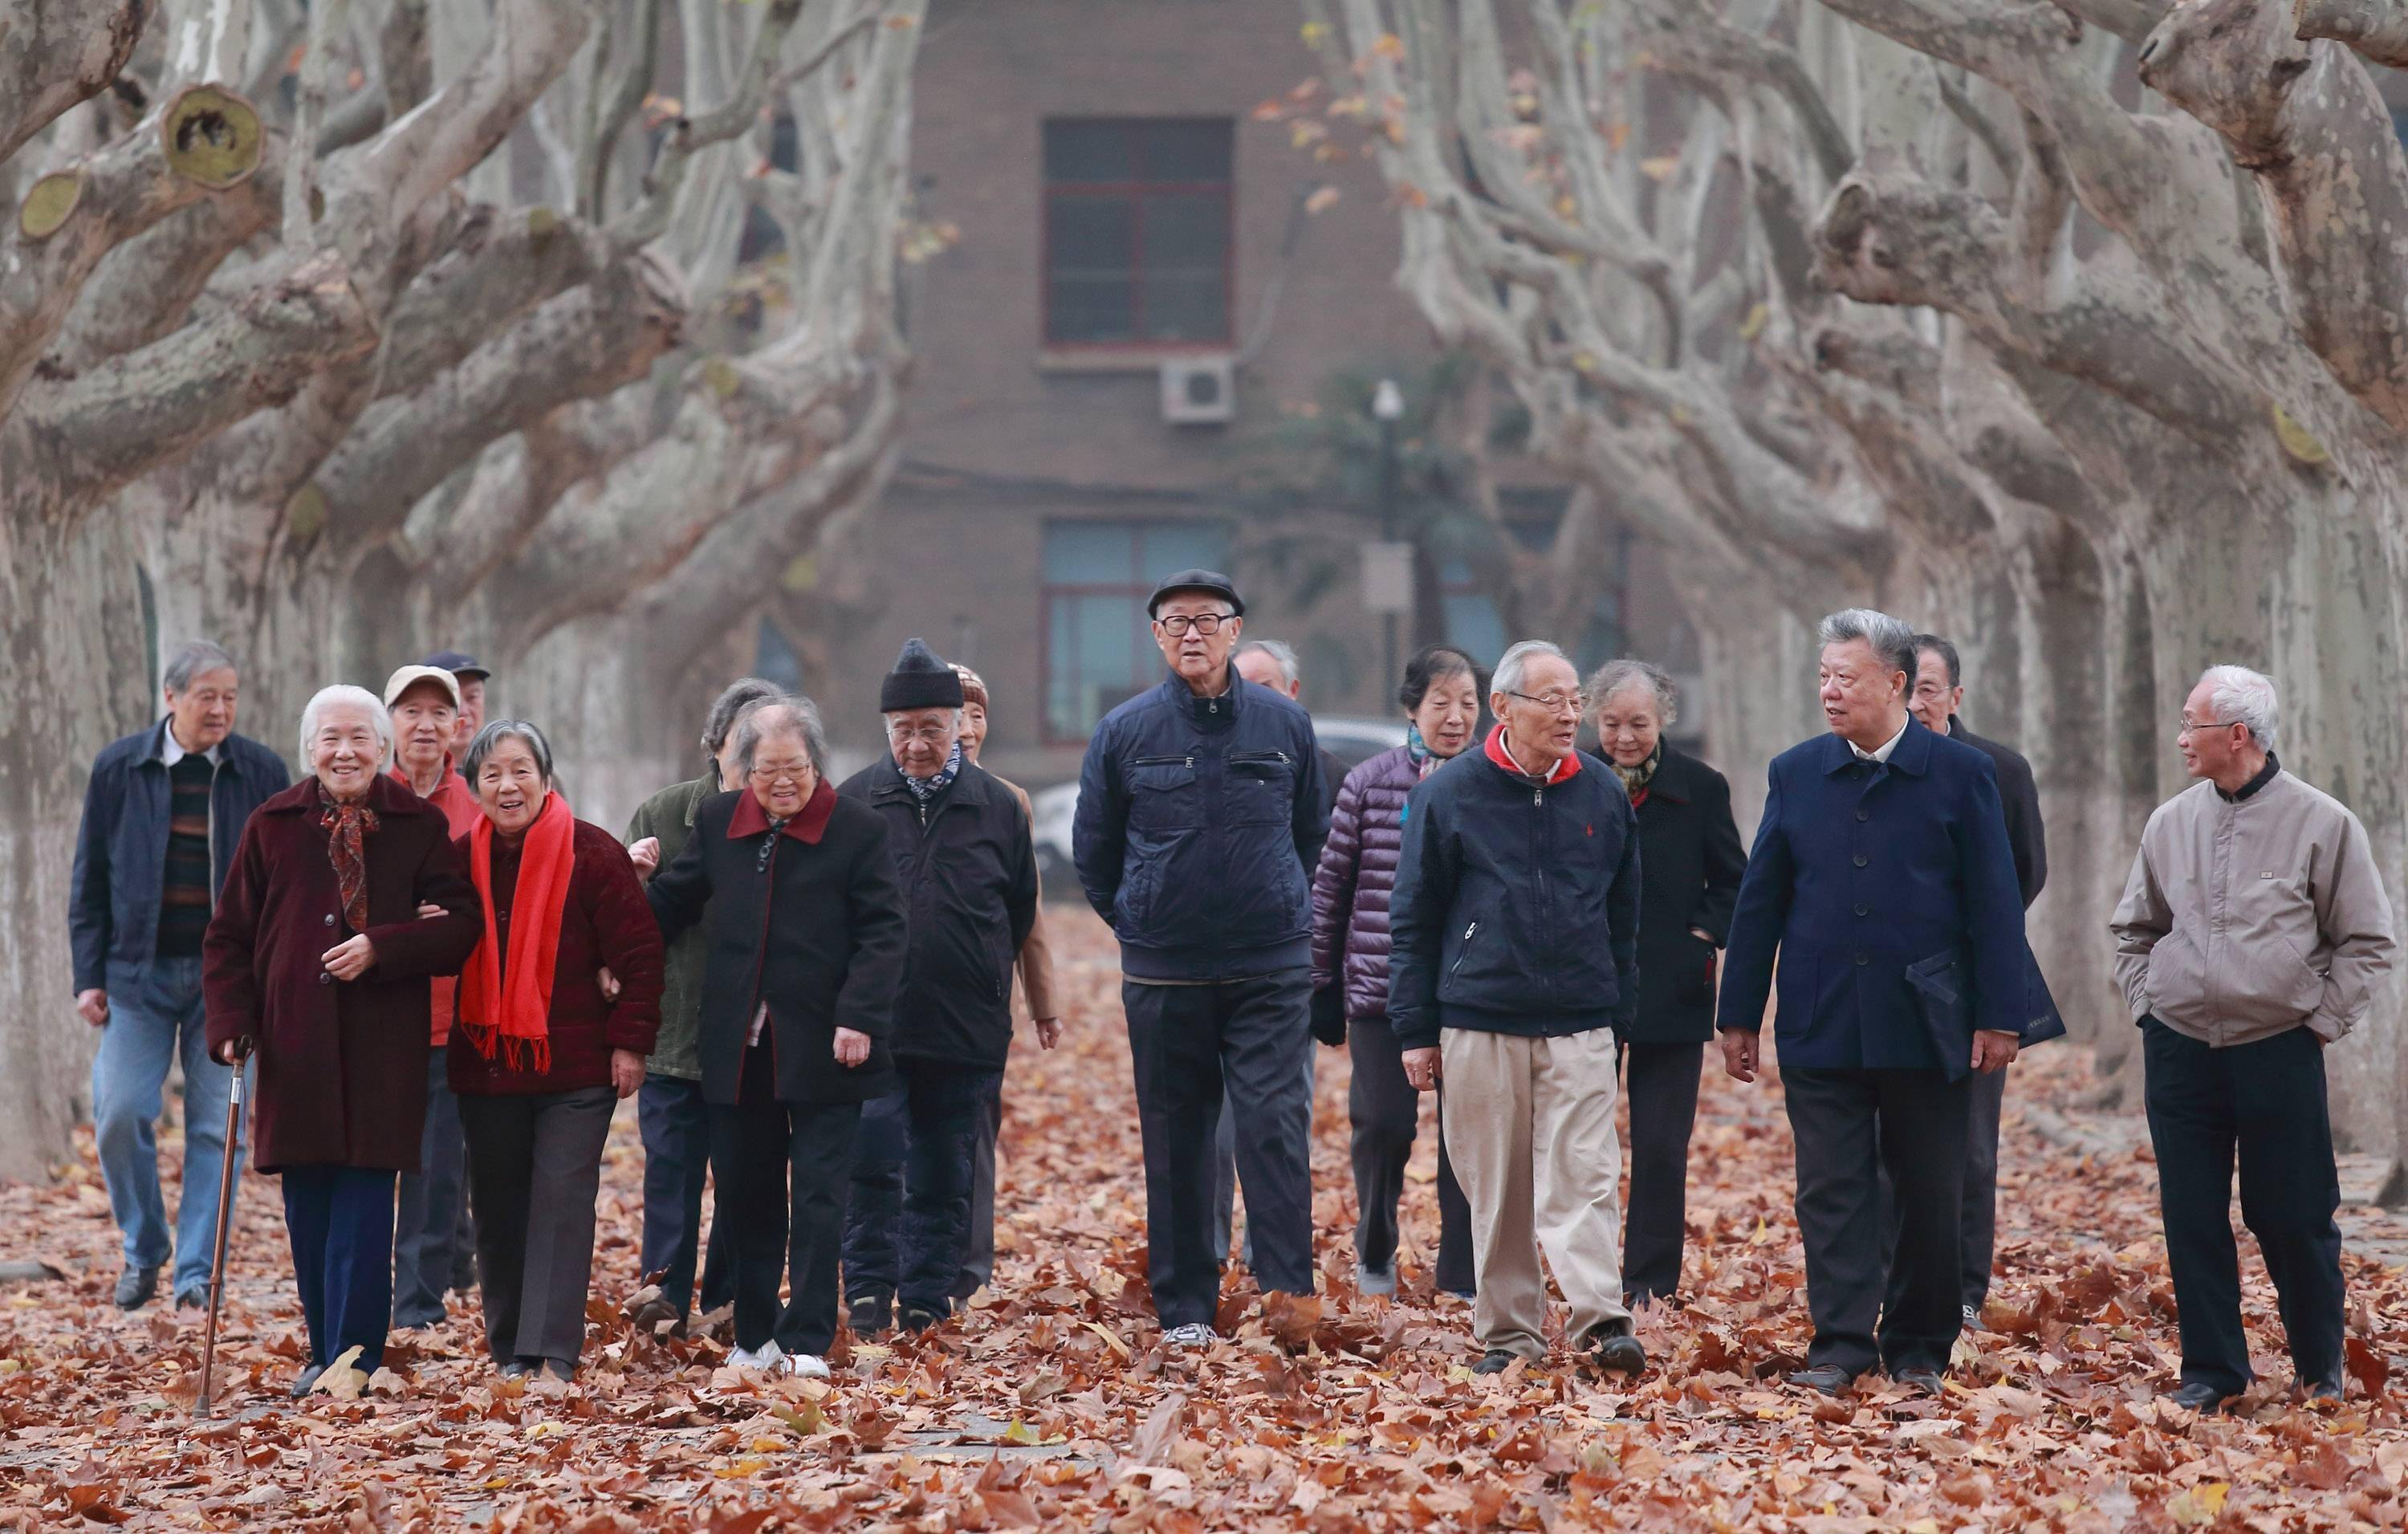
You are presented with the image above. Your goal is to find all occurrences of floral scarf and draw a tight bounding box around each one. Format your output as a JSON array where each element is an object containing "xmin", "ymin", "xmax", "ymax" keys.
[
  {"xmin": 903, "ymin": 741, "xmax": 963, "ymax": 804},
  {"xmin": 1612, "ymin": 742, "xmax": 1662, "ymax": 805},
  {"xmin": 1406, "ymin": 723, "xmax": 1441, "ymax": 780},
  {"xmin": 319, "ymin": 785, "xmax": 381, "ymax": 932}
]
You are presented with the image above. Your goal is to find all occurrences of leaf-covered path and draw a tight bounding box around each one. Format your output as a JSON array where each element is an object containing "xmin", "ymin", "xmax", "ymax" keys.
[{"xmin": 4, "ymin": 909, "xmax": 2407, "ymax": 1529}]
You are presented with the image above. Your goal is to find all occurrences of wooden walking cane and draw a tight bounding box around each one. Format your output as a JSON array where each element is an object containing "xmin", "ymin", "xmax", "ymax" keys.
[{"xmin": 194, "ymin": 1041, "xmax": 250, "ymax": 1420}]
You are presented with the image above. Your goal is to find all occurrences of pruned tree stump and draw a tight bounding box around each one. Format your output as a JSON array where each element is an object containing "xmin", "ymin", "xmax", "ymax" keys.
[
  {"xmin": 161, "ymin": 85, "xmax": 264, "ymax": 191},
  {"xmin": 18, "ymin": 173, "xmax": 81, "ymax": 240}
]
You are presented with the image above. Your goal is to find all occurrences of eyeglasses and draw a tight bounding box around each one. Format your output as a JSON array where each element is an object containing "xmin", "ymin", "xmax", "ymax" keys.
[
  {"xmin": 2177, "ymin": 716, "xmax": 2237, "ymax": 737},
  {"xmin": 750, "ymin": 762, "xmax": 811, "ymax": 785},
  {"xmin": 1153, "ymin": 612, "xmax": 1233, "ymax": 637},
  {"xmin": 1505, "ymin": 689, "xmax": 1586, "ymax": 716},
  {"xmin": 886, "ymin": 722, "xmax": 954, "ymax": 744}
]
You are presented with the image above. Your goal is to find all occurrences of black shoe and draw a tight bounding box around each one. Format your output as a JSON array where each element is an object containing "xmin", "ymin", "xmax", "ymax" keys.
[
  {"xmin": 2304, "ymin": 1378, "xmax": 2344, "ymax": 1403},
  {"xmin": 628, "ymin": 1296, "xmax": 680, "ymax": 1335},
  {"xmin": 1470, "ymin": 1349, "xmax": 1520, "ymax": 1376},
  {"xmin": 848, "ymin": 1292, "xmax": 893, "ymax": 1337},
  {"xmin": 1788, "ymin": 1364, "xmax": 1856, "ymax": 1398},
  {"xmin": 287, "ymin": 1363, "xmax": 327, "ymax": 1399},
  {"xmin": 898, "ymin": 1304, "xmax": 947, "ymax": 1334},
  {"xmin": 540, "ymin": 1358, "xmax": 576, "ymax": 1383},
  {"xmin": 1894, "ymin": 1366, "xmax": 1946, "ymax": 1395},
  {"xmin": 498, "ymin": 1359, "xmax": 536, "ymax": 1380},
  {"xmin": 1592, "ymin": 1320, "xmax": 1647, "ymax": 1376},
  {"xmin": 174, "ymin": 1283, "xmax": 209, "ymax": 1312},
  {"xmin": 2166, "ymin": 1380, "xmax": 2236, "ymax": 1412},
  {"xmin": 114, "ymin": 1263, "xmax": 161, "ymax": 1311}
]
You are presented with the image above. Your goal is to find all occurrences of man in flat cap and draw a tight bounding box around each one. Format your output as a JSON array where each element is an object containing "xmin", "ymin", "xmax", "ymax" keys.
[{"xmin": 1073, "ymin": 571, "xmax": 1330, "ymax": 1346}]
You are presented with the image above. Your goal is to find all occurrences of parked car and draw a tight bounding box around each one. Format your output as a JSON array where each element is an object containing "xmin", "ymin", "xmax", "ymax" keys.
[{"xmin": 1031, "ymin": 714, "xmax": 1408, "ymax": 893}]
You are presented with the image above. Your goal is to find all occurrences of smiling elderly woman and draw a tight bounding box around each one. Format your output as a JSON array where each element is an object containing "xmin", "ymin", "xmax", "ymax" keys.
[
  {"xmin": 203, "ymin": 685, "xmax": 482, "ymax": 1398},
  {"xmin": 449, "ymin": 720, "xmax": 664, "ymax": 1382}
]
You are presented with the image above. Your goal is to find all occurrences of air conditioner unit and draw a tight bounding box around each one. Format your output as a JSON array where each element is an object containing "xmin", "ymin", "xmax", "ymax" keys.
[{"xmin": 1160, "ymin": 356, "xmax": 1236, "ymax": 425}]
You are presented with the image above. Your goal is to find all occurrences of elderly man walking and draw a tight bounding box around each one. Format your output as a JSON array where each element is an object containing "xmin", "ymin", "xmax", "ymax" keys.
[
  {"xmin": 2112, "ymin": 665, "xmax": 2395, "ymax": 1410},
  {"xmin": 1718, "ymin": 609, "xmax": 2030, "ymax": 1398},
  {"xmin": 623, "ymin": 677, "xmax": 782, "ymax": 1335},
  {"xmin": 840, "ymin": 641, "xmax": 1041, "ymax": 1335},
  {"xmin": 1073, "ymin": 570, "xmax": 1329, "ymax": 1346},
  {"xmin": 1389, "ymin": 641, "xmax": 1646, "ymax": 1375},
  {"xmin": 71, "ymin": 640, "xmax": 290, "ymax": 1312}
]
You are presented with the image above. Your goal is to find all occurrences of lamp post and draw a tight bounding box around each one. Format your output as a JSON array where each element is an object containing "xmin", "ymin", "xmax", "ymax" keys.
[{"xmin": 1372, "ymin": 377, "xmax": 1404, "ymax": 686}]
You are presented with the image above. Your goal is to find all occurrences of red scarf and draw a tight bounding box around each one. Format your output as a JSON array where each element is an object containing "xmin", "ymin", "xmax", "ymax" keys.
[
  {"xmin": 458, "ymin": 791, "xmax": 574, "ymax": 1072},
  {"xmin": 318, "ymin": 787, "xmax": 380, "ymax": 931}
]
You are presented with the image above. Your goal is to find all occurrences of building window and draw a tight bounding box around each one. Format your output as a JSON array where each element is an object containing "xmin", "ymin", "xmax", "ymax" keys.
[
  {"xmin": 1043, "ymin": 519, "xmax": 1229, "ymax": 739},
  {"xmin": 1043, "ymin": 118, "xmax": 1233, "ymax": 347}
]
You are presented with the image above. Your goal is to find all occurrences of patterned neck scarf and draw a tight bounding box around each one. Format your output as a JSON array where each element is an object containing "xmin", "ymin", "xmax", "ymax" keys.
[
  {"xmin": 318, "ymin": 784, "xmax": 381, "ymax": 931},
  {"xmin": 1406, "ymin": 723, "xmax": 1442, "ymax": 780},
  {"xmin": 902, "ymin": 742, "xmax": 963, "ymax": 804},
  {"xmin": 1611, "ymin": 742, "xmax": 1662, "ymax": 802}
]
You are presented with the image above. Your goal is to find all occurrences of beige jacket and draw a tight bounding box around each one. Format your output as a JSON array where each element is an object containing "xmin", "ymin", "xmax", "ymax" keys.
[
  {"xmin": 994, "ymin": 775, "xmax": 1060, "ymax": 1021},
  {"xmin": 2111, "ymin": 767, "xmax": 2396, "ymax": 1047}
]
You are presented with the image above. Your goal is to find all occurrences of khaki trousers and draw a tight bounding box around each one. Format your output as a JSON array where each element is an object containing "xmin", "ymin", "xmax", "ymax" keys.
[{"xmin": 1440, "ymin": 1027, "xmax": 1629, "ymax": 1357}]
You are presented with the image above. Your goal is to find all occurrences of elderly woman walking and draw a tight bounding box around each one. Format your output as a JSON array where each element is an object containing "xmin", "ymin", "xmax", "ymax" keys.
[
  {"xmin": 1584, "ymin": 659, "xmax": 1745, "ymax": 1308},
  {"xmin": 1311, "ymin": 645, "xmax": 1483, "ymax": 1299},
  {"xmin": 204, "ymin": 686, "xmax": 482, "ymax": 1397},
  {"xmin": 450, "ymin": 720, "xmax": 665, "ymax": 1381},
  {"xmin": 648, "ymin": 698, "xmax": 908, "ymax": 1378}
]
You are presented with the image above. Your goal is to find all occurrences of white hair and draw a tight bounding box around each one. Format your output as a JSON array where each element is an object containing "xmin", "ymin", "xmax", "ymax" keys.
[
  {"xmin": 1492, "ymin": 640, "xmax": 1570, "ymax": 698},
  {"xmin": 298, "ymin": 685, "xmax": 394, "ymax": 767},
  {"xmin": 1584, "ymin": 657, "xmax": 1678, "ymax": 728},
  {"xmin": 1232, "ymin": 638, "xmax": 1300, "ymax": 689},
  {"xmin": 1816, "ymin": 608, "xmax": 1918, "ymax": 682},
  {"xmin": 2199, "ymin": 665, "xmax": 2280, "ymax": 751}
]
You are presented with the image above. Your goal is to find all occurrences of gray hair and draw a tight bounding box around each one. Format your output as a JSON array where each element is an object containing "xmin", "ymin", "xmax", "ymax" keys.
[
  {"xmin": 297, "ymin": 685, "xmax": 393, "ymax": 767},
  {"xmin": 1584, "ymin": 658, "xmax": 1678, "ymax": 729},
  {"xmin": 463, "ymin": 718, "xmax": 555, "ymax": 786},
  {"xmin": 2199, "ymin": 664, "xmax": 2280, "ymax": 750},
  {"xmin": 701, "ymin": 677, "xmax": 783, "ymax": 759},
  {"xmin": 734, "ymin": 697, "xmax": 831, "ymax": 779},
  {"xmin": 1492, "ymin": 640, "xmax": 1570, "ymax": 699},
  {"xmin": 1232, "ymin": 638, "xmax": 1300, "ymax": 689},
  {"xmin": 1816, "ymin": 607, "xmax": 1918, "ymax": 682},
  {"xmin": 163, "ymin": 639, "xmax": 237, "ymax": 694}
]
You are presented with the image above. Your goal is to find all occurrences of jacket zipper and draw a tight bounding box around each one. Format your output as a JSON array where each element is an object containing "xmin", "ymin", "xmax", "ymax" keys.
[
  {"xmin": 1447, "ymin": 920, "xmax": 1480, "ymax": 981},
  {"xmin": 738, "ymin": 835, "xmax": 779, "ymax": 1105},
  {"xmin": 1532, "ymin": 784, "xmax": 1554, "ymax": 1002},
  {"xmin": 1132, "ymin": 755, "xmax": 1194, "ymax": 768}
]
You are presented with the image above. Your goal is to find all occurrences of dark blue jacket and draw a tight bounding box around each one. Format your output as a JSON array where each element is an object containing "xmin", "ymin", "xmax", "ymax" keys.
[
  {"xmin": 1072, "ymin": 666, "xmax": 1330, "ymax": 980},
  {"xmin": 1714, "ymin": 720, "xmax": 2028, "ymax": 1070},
  {"xmin": 1386, "ymin": 728, "xmax": 1641, "ymax": 1051},
  {"xmin": 70, "ymin": 720, "xmax": 291, "ymax": 992}
]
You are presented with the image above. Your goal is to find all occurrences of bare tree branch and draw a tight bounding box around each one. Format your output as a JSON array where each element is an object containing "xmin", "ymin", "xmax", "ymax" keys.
[
  {"xmin": 0, "ymin": 0, "xmax": 151, "ymax": 166},
  {"xmin": 2292, "ymin": 0, "xmax": 2408, "ymax": 64}
]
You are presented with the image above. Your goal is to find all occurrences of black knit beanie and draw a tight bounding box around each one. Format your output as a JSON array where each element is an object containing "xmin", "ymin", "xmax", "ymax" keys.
[{"xmin": 881, "ymin": 637, "xmax": 965, "ymax": 711}]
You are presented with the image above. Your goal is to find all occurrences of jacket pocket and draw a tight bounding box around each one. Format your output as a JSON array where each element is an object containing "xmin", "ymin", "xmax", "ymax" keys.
[
  {"xmin": 1126, "ymin": 755, "xmax": 1202, "ymax": 832},
  {"xmin": 1226, "ymin": 750, "xmax": 1297, "ymax": 827},
  {"xmin": 1678, "ymin": 931, "xmax": 1718, "ymax": 1005}
]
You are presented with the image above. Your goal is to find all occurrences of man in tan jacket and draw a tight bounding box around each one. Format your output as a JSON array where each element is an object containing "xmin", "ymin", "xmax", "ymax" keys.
[{"xmin": 2112, "ymin": 665, "xmax": 2396, "ymax": 1412}]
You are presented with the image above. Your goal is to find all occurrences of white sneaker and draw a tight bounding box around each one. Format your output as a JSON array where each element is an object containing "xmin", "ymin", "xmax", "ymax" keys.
[
  {"xmin": 1962, "ymin": 1304, "xmax": 1981, "ymax": 1330},
  {"xmin": 729, "ymin": 1342, "xmax": 784, "ymax": 1372},
  {"xmin": 1358, "ymin": 1263, "xmax": 1397, "ymax": 1297},
  {"xmin": 1163, "ymin": 1323, "xmax": 1217, "ymax": 1349},
  {"xmin": 779, "ymin": 1353, "xmax": 832, "ymax": 1379}
]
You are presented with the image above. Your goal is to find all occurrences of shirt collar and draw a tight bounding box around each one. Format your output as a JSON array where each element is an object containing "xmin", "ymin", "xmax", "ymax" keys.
[
  {"xmin": 726, "ymin": 775, "xmax": 837, "ymax": 844},
  {"xmin": 2218, "ymin": 751, "xmax": 2281, "ymax": 804},
  {"xmin": 159, "ymin": 720, "xmax": 221, "ymax": 767},
  {"xmin": 1483, "ymin": 722, "xmax": 1580, "ymax": 784},
  {"xmin": 1851, "ymin": 718, "xmax": 1910, "ymax": 764}
]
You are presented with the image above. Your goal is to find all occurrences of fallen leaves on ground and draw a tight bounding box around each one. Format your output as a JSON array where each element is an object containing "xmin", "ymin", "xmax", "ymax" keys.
[{"xmin": 3, "ymin": 907, "xmax": 2406, "ymax": 1528}]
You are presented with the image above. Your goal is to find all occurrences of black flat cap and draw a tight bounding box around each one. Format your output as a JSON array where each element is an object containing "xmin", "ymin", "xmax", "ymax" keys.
[
  {"xmin": 1146, "ymin": 568, "xmax": 1245, "ymax": 620},
  {"xmin": 421, "ymin": 649, "xmax": 490, "ymax": 681},
  {"xmin": 881, "ymin": 637, "xmax": 966, "ymax": 712}
]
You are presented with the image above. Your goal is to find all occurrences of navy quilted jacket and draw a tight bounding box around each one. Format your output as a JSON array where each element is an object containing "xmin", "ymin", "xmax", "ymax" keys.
[{"xmin": 1309, "ymin": 745, "xmax": 1422, "ymax": 1019}]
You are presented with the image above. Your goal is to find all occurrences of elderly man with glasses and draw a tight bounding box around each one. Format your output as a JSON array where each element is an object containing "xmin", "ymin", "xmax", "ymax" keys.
[
  {"xmin": 1072, "ymin": 570, "xmax": 1330, "ymax": 1348},
  {"xmin": 1389, "ymin": 641, "xmax": 1648, "ymax": 1377},
  {"xmin": 2113, "ymin": 665, "xmax": 2395, "ymax": 1411}
]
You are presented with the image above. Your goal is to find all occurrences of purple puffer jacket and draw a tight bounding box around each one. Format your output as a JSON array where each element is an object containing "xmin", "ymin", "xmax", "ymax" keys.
[{"xmin": 1309, "ymin": 745, "xmax": 1425, "ymax": 1020}]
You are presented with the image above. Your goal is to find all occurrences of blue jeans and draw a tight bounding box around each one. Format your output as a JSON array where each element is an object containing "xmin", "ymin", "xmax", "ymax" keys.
[
  {"xmin": 843, "ymin": 1061, "xmax": 1002, "ymax": 1316},
  {"xmin": 92, "ymin": 957, "xmax": 245, "ymax": 1292},
  {"xmin": 282, "ymin": 1166, "xmax": 398, "ymax": 1373},
  {"xmin": 392, "ymin": 1047, "xmax": 468, "ymax": 1327},
  {"xmin": 637, "ymin": 1075, "xmax": 731, "ymax": 1319}
]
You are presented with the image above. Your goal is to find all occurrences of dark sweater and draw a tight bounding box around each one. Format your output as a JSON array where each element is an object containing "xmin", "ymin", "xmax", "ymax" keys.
[{"xmin": 156, "ymin": 753, "xmax": 216, "ymax": 957}]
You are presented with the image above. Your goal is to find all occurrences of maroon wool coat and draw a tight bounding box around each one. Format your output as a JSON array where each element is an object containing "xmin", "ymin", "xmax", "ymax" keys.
[
  {"xmin": 203, "ymin": 775, "xmax": 482, "ymax": 1173},
  {"xmin": 448, "ymin": 820, "xmax": 665, "ymax": 1097}
]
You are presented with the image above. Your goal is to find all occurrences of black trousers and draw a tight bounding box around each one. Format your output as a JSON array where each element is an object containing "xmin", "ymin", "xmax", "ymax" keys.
[
  {"xmin": 954, "ymin": 1079, "xmax": 1007, "ymax": 1300},
  {"xmin": 708, "ymin": 1041, "xmax": 862, "ymax": 1357},
  {"xmin": 1876, "ymin": 1063, "xmax": 2009, "ymax": 1312},
  {"xmin": 1123, "ymin": 974, "xmax": 1316, "ymax": 1329},
  {"xmin": 393, "ymin": 1046, "xmax": 469, "ymax": 1328},
  {"xmin": 842, "ymin": 1060, "xmax": 1001, "ymax": 1315},
  {"xmin": 1784, "ymin": 1066, "xmax": 1970, "ymax": 1376},
  {"xmin": 2142, "ymin": 1017, "xmax": 2345, "ymax": 1394},
  {"xmin": 1619, "ymin": 1039, "xmax": 1704, "ymax": 1306},
  {"xmin": 636, "ymin": 1074, "xmax": 733, "ymax": 1320},
  {"xmin": 1347, "ymin": 1015, "xmax": 1474, "ymax": 1293},
  {"xmin": 458, "ymin": 1086, "xmax": 616, "ymax": 1367}
]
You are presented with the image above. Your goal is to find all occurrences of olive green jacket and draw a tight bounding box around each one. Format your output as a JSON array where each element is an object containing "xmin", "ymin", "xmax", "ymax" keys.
[{"xmin": 628, "ymin": 773, "xmax": 718, "ymax": 1081}]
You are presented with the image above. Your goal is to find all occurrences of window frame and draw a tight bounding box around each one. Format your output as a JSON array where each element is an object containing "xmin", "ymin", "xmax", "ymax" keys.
[{"xmin": 1039, "ymin": 116, "xmax": 1237, "ymax": 352}]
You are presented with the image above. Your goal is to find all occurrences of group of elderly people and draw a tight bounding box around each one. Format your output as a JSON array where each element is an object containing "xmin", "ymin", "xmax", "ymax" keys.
[{"xmin": 93, "ymin": 575, "xmax": 2380, "ymax": 1410}]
